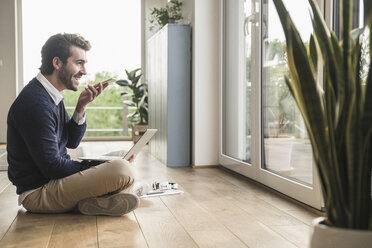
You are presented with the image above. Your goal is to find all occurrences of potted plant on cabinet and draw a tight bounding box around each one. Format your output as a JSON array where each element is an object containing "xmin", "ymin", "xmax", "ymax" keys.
[
  {"xmin": 116, "ymin": 68, "xmax": 148, "ymax": 143},
  {"xmin": 149, "ymin": 0, "xmax": 183, "ymax": 31},
  {"xmin": 273, "ymin": 0, "xmax": 372, "ymax": 247}
]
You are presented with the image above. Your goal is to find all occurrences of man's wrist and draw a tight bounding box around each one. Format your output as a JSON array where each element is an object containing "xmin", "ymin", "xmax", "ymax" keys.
[{"xmin": 75, "ymin": 104, "xmax": 86, "ymax": 116}]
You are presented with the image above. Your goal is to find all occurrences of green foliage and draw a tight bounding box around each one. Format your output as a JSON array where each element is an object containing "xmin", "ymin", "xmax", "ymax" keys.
[
  {"xmin": 116, "ymin": 68, "xmax": 148, "ymax": 125},
  {"xmin": 149, "ymin": 0, "xmax": 183, "ymax": 31},
  {"xmin": 273, "ymin": 0, "xmax": 372, "ymax": 229}
]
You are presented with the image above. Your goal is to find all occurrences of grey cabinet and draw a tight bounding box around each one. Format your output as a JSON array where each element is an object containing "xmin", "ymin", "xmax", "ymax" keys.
[{"xmin": 147, "ymin": 24, "xmax": 191, "ymax": 167}]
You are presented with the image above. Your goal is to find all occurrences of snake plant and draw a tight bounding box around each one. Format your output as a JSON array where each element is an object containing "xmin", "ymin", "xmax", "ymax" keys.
[{"xmin": 273, "ymin": 0, "xmax": 372, "ymax": 229}]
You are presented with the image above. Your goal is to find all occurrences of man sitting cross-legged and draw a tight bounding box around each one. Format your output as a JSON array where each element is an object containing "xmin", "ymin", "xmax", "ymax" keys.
[{"xmin": 7, "ymin": 33, "xmax": 139, "ymax": 216}]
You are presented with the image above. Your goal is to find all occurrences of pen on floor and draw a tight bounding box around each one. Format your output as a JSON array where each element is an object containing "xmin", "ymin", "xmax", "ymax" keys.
[{"xmin": 146, "ymin": 191, "xmax": 165, "ymax": 195}]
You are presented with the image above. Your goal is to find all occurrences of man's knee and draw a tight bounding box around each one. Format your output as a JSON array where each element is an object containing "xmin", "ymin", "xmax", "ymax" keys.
[{"xmin": 105, "ymin": 159, "xmax": 135, "ymax": 183}]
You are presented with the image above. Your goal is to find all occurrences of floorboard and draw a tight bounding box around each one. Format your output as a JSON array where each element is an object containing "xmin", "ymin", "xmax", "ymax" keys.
[
  {"xmin": 0, "ymin": 172, "xmax": 10, "ymax": 194},
  {"xmin": 47, "ymin": 214, "xmax": 98, "ymax": 248},
  {"xmin": 97, "ymin": 213, "xmax": 148, "ymax": 248},
  {"xmin": 0, "ymin": 184, "xmax": 21, "ymax": 242},
  {"xmin": 160, "ymin": 194, "xmax": 247, "ymax": 247},
  {"xmin": 134, "ymin": 197, "xmax": 198, "ymax": 248},
  {"xmin": 0, "ymin": 210, "xmax": 56, "ymax": 248},
  {"xmin": 172, "ymin": 169, "xmax": 302, "ymax": 247}
]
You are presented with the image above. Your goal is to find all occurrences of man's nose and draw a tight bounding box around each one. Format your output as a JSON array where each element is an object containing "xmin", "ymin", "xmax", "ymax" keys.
[{"xmin": 81, "ymin": 65, "xmax": 87, "ymax": 75}]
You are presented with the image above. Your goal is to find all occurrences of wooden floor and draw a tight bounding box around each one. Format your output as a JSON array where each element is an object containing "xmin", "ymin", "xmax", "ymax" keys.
[{"xmin": 0, "ymin": 142, "xmax": 322, "ymax": 248}]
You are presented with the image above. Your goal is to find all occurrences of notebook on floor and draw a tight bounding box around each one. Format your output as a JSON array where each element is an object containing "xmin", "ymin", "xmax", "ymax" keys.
[
  {"xmin": 79, "ymin": 129, "xmax": 157, "ymax": 162},
  {"xmin": 140, "ymin": 189, "xmax": 184, "ymax": 198}
]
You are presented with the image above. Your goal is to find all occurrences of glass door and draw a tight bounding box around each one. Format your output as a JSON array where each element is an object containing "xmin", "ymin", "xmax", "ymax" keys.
[
  {"xmin": 221, "ymin": 0, "xmax": 324, "ymax": 209},
  {"xmin": 222, "ymin": 0, "xmax": 253, "ymax": 166},
  {"xmin": 261, "ymin": 0, "xmax": 314, "ymax": 185}
]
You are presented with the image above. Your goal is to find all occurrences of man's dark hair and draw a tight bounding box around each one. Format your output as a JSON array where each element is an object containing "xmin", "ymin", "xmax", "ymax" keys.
[{"xmin": 39, "ymin": 33, "xmax": 91, "ymax": 75}]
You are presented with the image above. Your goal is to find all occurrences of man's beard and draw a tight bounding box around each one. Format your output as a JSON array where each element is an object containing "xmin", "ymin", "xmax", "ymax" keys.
[{"xmin": 58, "ymin": 65, "xmax": 80, "ymax": 91}]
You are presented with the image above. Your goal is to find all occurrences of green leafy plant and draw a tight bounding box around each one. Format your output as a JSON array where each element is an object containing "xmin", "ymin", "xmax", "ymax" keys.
[
  {"xmin": 149, "ymin": 0, "xmax": 183, "ymax": 31},
  {"xmin": 116, "ymin": 68, "xmax": 148, "ymax": 125},
  {"xmin": 273, "ymin": 0, "xmax": 372, "ymax": 229}
]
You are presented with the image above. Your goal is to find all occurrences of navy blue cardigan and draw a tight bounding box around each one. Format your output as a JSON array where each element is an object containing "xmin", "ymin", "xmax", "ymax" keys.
[{"xmin": 7, "ymin": 78, "xmax": 91, "ymax": 194}]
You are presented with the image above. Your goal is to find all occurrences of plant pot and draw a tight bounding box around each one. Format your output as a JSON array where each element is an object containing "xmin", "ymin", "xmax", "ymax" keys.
[
  {"xmin": 264, "ymin": 136, "xmax": 294, "ymax": 173},
  {"xmin": 309, "ymin": 217, "xmax": 372, "ymax": 248},
  {"xmin": 132, "ymin": 124, "xmax": 148, "ymax": 143}
]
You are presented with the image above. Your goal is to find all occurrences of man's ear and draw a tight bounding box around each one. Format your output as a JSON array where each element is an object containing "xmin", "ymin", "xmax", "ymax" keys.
[{"xmin": 52, "ymin": 57, "xmax": 63, "ymax": 71}]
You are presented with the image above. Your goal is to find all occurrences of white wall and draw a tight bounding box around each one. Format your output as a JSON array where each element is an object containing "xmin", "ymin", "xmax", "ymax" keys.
[
  {"xmin": 192, "ymin": 0, "xmax": 220, "ymax": 166},
  {"xmin": 142, "ymin": 0, "xmax": 221, "ymax": 166},
  {"xmin": 141, "ymin": 0, "xmax": 164, "ymax": 83},
  {"xmin": 0, "ymin": 0, "xmax": 23, "ymax": 143}
]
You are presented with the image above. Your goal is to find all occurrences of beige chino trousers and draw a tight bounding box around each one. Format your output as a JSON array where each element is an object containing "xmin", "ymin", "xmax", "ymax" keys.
[{"xmin": 22, "ymin": 157, "xmax": 135, "ymax": 214}]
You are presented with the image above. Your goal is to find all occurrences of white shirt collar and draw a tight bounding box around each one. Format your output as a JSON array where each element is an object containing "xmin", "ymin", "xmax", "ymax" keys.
[{"xmin": 36, "ymin": 72, "xmax": 64, "ymax": 106}]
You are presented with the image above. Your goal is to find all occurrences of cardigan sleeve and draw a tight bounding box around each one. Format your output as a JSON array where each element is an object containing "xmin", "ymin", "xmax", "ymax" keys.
[
  {"xmin": 64, "ymin": 107, "xmax": 87, "ymax": 149},
  {"xmin": 18, "ymin": 103, "xmax": 90, "ymax": 179}
]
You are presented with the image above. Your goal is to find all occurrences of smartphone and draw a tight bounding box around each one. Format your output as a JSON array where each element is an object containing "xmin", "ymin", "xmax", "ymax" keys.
[
  {"xmin": 101, "ymin": 78, "xmax": 116, "ymax": 86},
  {"xmin": 94, "ymin": 78, "xmax": 115, "ymax": 89}
]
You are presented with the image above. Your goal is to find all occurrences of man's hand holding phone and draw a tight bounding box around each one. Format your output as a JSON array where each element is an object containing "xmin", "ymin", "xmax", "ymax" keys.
[{"xmin": 76, "ymin": 78, "xmax": 116, "ymax": 116}]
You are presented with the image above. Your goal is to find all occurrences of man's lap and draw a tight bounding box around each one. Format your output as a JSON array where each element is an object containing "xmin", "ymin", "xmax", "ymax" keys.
[{"xmin": 22, "ymin": 159, "xmax": 135, "ymax": 213}]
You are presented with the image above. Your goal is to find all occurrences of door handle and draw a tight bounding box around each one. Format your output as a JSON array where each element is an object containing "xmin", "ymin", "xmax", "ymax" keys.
[{"xmin": 244, "ymin": 0, "xmax": 259, "ymax": 36}]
